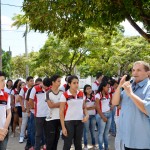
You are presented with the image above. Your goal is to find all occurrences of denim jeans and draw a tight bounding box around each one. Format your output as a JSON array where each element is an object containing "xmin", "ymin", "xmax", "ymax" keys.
[
  {"xmin": 45, "ymin": 119, "xmax": 61, "ymax": 150},
  {"xmin": 0, "ymin": 134, "xmax": 8, "ymax": 150},
  {"xmin": 30, "ymin": 112, "xmax": 35, "ymax": 146},
  {"xmin": 20, "ymin": 112, "xmax": 28, "ymax": 138},
  {"xmin": 83, "ymin": 115, "xmax": 96, "ymax": 146},
  {"xmin": 35, "ymin": 117, "xmax": 46, "ymax": 150},
  {"xmin": 110, "ymin": 106, "xmax": 116, "ymax": 135},
  {"xmin": 26, "ymin": 115, "xmax": 32, "ymax": 148},
  {"xmin": 63, "ymin": 120, "xmax": 84, "ymax": 150},
  {"xmin": 96, "ymin": 112, "xmax": 112, "ymax": 150}
]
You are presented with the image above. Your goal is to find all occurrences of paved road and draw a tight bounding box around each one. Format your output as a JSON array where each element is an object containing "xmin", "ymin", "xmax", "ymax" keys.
[{"xmin": 7, "ymin": 131, "xmax": 115, "ymax": 150}]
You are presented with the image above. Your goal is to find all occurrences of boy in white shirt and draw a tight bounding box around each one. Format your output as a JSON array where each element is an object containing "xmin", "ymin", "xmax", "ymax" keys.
[{"xmin": 0, "ymin": 71, "xmax": 11, "ymax": 150}]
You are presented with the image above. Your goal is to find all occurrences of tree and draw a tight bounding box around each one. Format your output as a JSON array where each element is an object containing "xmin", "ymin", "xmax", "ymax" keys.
[
  {"xmin": 23, "ymin": 0, "xmax": 150, "ymax": 42},
  {"xmin": 78, "ymin": 35, "xmax": 150, "ymax": 77},
  {"xmin": 12, "ymin": 14, "xmax": 31, "ymax": 78},
  {"xmin": 33, "ymin": 34, "xmax": 88, "ymax": 76},
  {"xmin": 2, "ymin": 51, "xmax": 11, "ymax": 78}
]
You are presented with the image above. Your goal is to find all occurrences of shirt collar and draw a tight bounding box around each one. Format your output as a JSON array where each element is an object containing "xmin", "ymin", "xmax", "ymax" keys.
[
  {"xmin": 133, "ymin": 78, "xmax": 149, "ymax": 88},
  {"xmin": 67, "ymin": 89, "xmax": 79, "ymax": 96},
  {"xmin": 0, "ymin": 90, "xmax": 4, "ymax": 95}
]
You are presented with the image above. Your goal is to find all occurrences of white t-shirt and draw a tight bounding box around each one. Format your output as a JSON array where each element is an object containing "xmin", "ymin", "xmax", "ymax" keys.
[
  {"xmin": 0, "ymin": 91, "xmax": 11, "ymax": 128},
  {"xmin": 4, "ymin": 87, "xmax": 12, "ymax": 95},
  {"xmin": 60, "ymin": 90, "xmax": 84, "ymax": 121},
  {"xmin": 19, "ymin": 86, "xmax": 29, "ymax": 108},
  {"xmin": 11, "ymin": 89, "xmax": 21, "ymax": 107},
  {"xmin": 84, "ymin": 96, "xmax": 96, "ymax": 115},
  {"xmin": 92, "ymin": 80, "xmax": 100, "ymax": 93},
  {"xmin": 46, "ymin": 90, "xmax": 63, "ymax": 121},
  {"xmin": 95, "ymin": 93, "xmax": 110, "ymax": 113},
  {"xmin": 29, "ymin": 85, "xmax": 49, "ymax": 117}
]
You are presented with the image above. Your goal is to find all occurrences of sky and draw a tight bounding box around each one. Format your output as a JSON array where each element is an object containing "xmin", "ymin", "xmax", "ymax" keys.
[{"xmin": 1, "ymin": 0, "xmax": 142, "ymax": 57}]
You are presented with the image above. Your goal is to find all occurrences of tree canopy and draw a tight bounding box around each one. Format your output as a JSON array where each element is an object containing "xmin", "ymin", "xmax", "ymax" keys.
[{"xmin": 23, "ymin": 0, "xmax": 150, "ymax": 42}]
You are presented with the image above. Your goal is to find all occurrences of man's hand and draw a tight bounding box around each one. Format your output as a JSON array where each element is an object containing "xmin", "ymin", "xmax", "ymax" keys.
[
  {"xmin": 122, "ymin": 81, "xmax": 133, "ymax": 97},
  {"xmin": 119, "ymin": 75, "xmax": 127, "ymax": 88}
]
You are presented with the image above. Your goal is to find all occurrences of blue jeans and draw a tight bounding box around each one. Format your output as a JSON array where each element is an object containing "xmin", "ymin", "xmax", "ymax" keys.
[
  {"xmin": 30, "ymin": 112, "xmax": 35, "ymax": 146},
  {"xmin": 96, "ymin": 112, "xmax": 112, "ymax": 150},
  {"xmin": 83, "ymin": 115, "xmax": 96, "ymax": 146},
  {"xmin": 0, "ymin": 134, "xmax": 8, "ymax": 150},
  {"xmin": 110, "ymin": 106, "xmax": 116, "ymax": 135}
]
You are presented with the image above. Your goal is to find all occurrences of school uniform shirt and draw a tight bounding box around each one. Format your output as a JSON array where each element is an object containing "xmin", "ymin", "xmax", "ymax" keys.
[
  {"xmin": 19, "ymin": 86, "xmax": 28, "ymax": 108},
  {"xmin": 84, "ymin": 95, "xmax": 96, "ymax": 115},
  {"xmin": 4, "ymin": 87, "xmax": 12, "ymax": 95},
  {"xmin": 0, "ymin": 90, "xmax": 11, "ymax": 128},
  {"xmin": 60, "ymin": 90, "xmax": 84, "ymax": 121},
  {"xmin": 11, "ymin": 89, "xmax": 21, "ymax": 107},
  {"xmin": 46, "ymin": 90, "xmax": 63, "ymax": 120},
  {"xmin": 92, "ymin": 80, "xmax": 100, "ymax": 93},
  {"xmin": 29, "ymin": 85, "xmax": 49, "ymax": 117},
  {"xmin": 59, "ymin": 84, "xmax": 67, "ymax": 92},
  {"xmin": 95, "ymin": 92, "xmax": 111, "ymax": 113}
]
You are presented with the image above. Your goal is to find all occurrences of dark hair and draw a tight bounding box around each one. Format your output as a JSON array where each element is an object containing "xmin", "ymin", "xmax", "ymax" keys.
[
  {"xmin": 12, "ymin": 79, "xmax": 21, "ymax": 90},
  {"xmin": 6, "ymin": 79, "xmax": 13, "ymax": 88},
  {"xmin": 50, "ymin": 74, "xmax": 61, "ymax": 85},
  {"xmin": 26, "ymin": 76, "xmax": 33, "ymax": 82},
  {"xmin": 65, "ymin": 74, "xmax": 71, "ymax": 82},
  {"xmin": 0, "ymin": 71, "xmax": 6, "ymax": 77},
  {"xmin": 66, "ymin": 75, "xmax": 78, "ymax": 90},
  {"xmin": 96, "ymin": 72, "xmax": 103, "ymax": 79},
  {"xmin": 35, "ymin": 78, "xmax": 42, "ymax": 83},
  {"xmin": 83, "ymin": 84, "xmax": 91, "ymax": 96},
  {"xmin": 109, "ymin": 79, "xmax": 118, "ymax": 86},
  {"xmin": 97, "ymin": 80, "xmax": 109, "ymax": 93},
  {"xmin": 43, "ymin": 77, "xmax": 51, "ymax": 87}
]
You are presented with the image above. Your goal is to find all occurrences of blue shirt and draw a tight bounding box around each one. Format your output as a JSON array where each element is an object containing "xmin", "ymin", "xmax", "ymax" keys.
[{"xmin": 120, "ymin": 78, "xmax": 150, "ymax": 149}]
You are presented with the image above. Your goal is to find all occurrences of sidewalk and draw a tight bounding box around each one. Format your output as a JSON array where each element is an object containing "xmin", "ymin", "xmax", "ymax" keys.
[{"xmin": 7, "ymin": 131, "xmax": 115, "ymax": 150}]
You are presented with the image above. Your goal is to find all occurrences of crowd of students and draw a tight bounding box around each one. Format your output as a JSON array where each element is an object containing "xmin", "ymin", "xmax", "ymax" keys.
[{"xmin": 0, "ymin": 60, "xmax": 150, "ymax": 150}]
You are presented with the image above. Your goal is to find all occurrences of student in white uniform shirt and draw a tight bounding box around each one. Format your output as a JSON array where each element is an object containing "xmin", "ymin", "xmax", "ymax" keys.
[
  {"xmin": 19, "ymin": 76, "xmax": 34, "ymax": 143},
  {"xmin": 4, "ymin": 79, "xmax": 13, "ymax": 95},
  {"xmin": 60, "ymin": 75, "xmax": 89, "ymax": 150},
  {"xmin": 0, "ymin": 71, "xmax": 11, "ymax": 150},
  {"xmin": 83, "ymin": 84, "xmax": 97, "ymax": 150},
  {"xmin": 45, "ymin": 74, "xmax": 63, "ymax": 150},
  {"xmin": 92, "ymin": 72, "xmax": 103, "ymax": 94},
  {"xmin": 95, "ymin": 80, "xmax": 112, "ymax": 150},
  {"xmin": 10, "ymin": 79, "xmax": 22, "ymax": 137}
]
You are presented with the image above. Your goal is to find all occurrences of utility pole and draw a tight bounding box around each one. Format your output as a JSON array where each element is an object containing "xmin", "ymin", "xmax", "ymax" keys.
[
  {"xmin": 25, "ymin": 23, "xmax": 29, "ymax": 78},
  {"xmin": 0, "ymin": 0, "xmax": 2, "ymax": 70}
]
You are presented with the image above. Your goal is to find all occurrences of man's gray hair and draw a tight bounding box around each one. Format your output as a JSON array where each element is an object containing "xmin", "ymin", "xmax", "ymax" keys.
[{"xmin": 133, "ymin": 61, "xmax": 150, "ymax": 71}]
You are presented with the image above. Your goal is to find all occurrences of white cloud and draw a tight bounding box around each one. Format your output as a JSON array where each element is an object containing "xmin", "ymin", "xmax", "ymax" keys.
[{"xmin": 1, "ymin": 15, "xmax": 15, "ymax": 30}]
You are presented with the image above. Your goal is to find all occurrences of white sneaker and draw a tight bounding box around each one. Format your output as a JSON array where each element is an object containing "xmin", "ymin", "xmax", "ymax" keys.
[
  {"xmin": 84, "ymin": 147, "xmax": 88, "ymax": 150},
  {"xmin": 19, "ymin": 137, "xmax": 24, "ymax": 143}
]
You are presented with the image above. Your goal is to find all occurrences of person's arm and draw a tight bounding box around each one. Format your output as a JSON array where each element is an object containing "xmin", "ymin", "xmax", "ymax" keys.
[
  {"xmin": 82, "ymin": 100, "xmax": 89, "ymax": 122},
  {"xmin": 46, "ymin": 91, "xmax": 60, "ymax": 108},
  {"xmin": 19, "ymin": 88, "xmax": 26, "ymax": 112},
  {"xmin": 86, "ymin": 105, "xmax": 96, "ymax": 110},
  {"xmin": 112, "ymin": 75, "xmax": 127, "ymax": 106},
  {"xmin": 95, "ymin": 97, "xmax": 107, "ymax": 122},
  {"xmin": 122, "ymin": 81, "xmax": 150, "ymax": 116},
  {"xmin": 47, "ymin": 100, "xmax": 60, "ymax": 108},
  {"xmin": 60, "ymin": 102, "xmax": 67, "ymax": 136},
  {"xmin": 0, "ymin": 96, "xmax": 12, "ymax": 141},
  {"xmin": 28, "ymin": 87, "xmax": 36, "ymax": 109}
]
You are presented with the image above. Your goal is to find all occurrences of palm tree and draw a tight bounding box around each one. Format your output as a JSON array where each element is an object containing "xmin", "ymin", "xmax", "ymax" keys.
[{"xmin": 12, "ymin": 14, "xmax": 30, "ymax": 78}]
